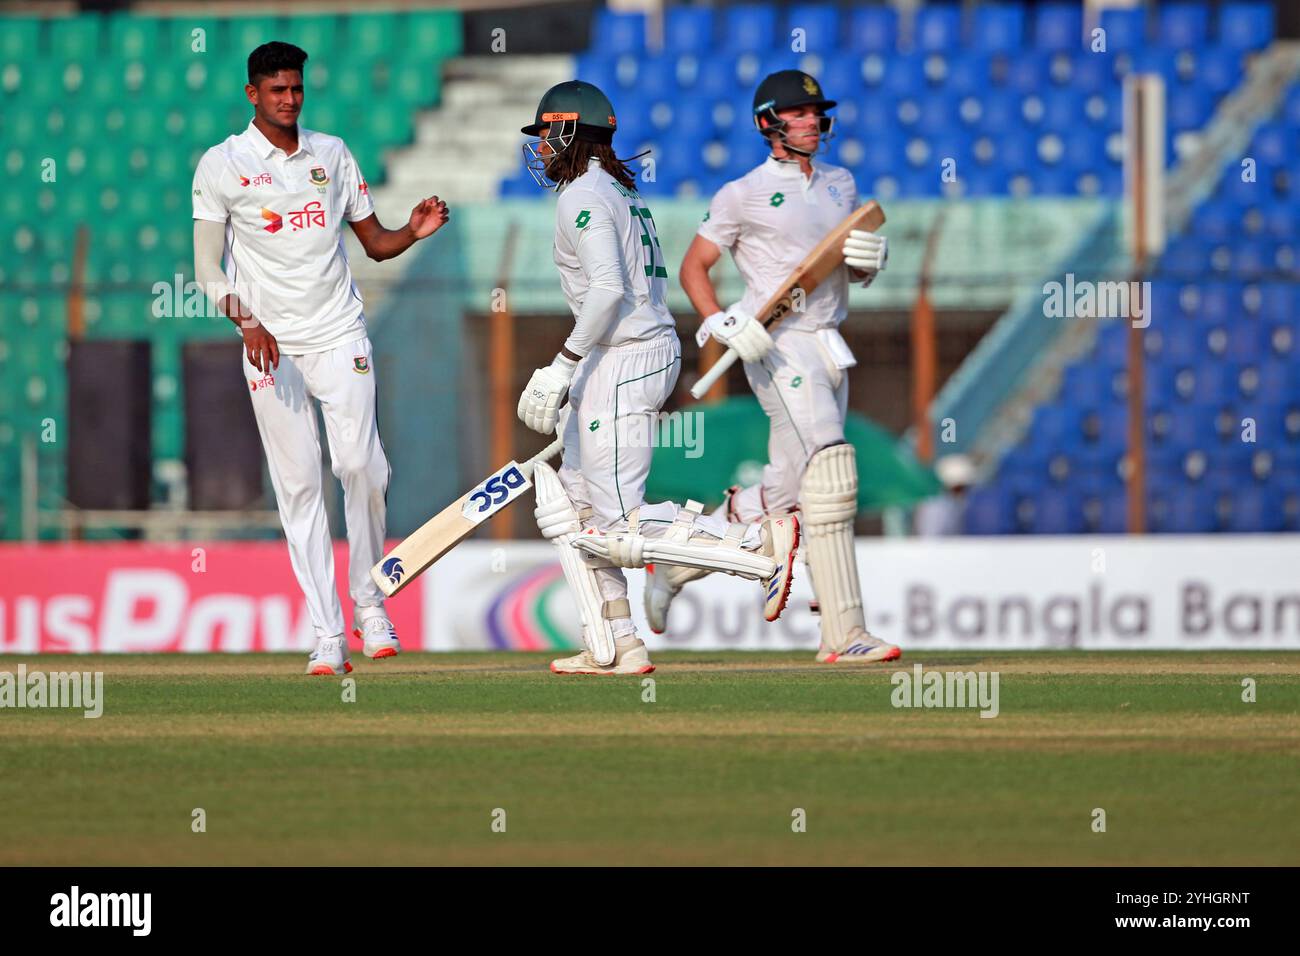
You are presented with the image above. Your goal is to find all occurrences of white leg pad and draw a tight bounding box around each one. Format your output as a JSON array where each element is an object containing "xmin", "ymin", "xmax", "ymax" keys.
[
  {"xmin": 533, "ymin": 462, "xmax": 621, "ymax": 665},
  {"xmin": 575, "ymin": 500, "xmax": 774, "ymax": 581},
  {"xmin": 800, "ymin": 443, "xmax": 867, "ymax": 651}
]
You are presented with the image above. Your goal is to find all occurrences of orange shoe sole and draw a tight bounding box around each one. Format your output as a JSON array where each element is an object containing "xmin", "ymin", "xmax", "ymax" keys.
[{"xmin": 764, "ymin": 516, "xmax": 801, "ymax": 623}]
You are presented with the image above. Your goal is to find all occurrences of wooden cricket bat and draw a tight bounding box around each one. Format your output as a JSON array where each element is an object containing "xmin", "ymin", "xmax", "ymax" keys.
[
  {"xmin": 690, "ymin": 200, "xmax": 886, "ymax": 399},
  {"xmin": 371, "ymin": 437, "xmax": 563, "ymax": 598}
]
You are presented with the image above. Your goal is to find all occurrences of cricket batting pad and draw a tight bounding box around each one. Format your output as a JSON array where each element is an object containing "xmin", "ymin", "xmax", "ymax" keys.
[
  {"xmin": 800, "ymin": 443, "xmax": 867, "ymax": 651},
  {"xmin": 533, "ymin": 462, "xmax": 623, "ymax": 665},
  {"xmin": 574, "ymin": 501, "xmax": 776, "ymax": 581}
]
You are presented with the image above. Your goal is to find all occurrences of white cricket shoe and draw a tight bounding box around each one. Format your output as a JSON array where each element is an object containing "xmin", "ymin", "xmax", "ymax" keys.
[
  {"xmin": 550, "ymin": 635, "xmax": 655, "ymax": 676},
  {"xmin": 306, "ymin": 635, "xmax": 353, "ymax": 676},
  {"xmin": 759, "ymin": 513, "xmax": 800, "ymax": 622},
  {"xmin": 353, "ymin": 607, "xmax": 400, "ymax": 660},
  {"xmin": 643, "ymin": 563, "xmax": 709, "ymax": 634},
  {"xmin": 816, "ymin": 629, "xmax": 902, "ymax": 664}
]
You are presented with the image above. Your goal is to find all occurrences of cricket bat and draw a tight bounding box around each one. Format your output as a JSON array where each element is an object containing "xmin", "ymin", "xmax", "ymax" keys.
[
  {"xmin": 371, "ymin": 436, "xmax": 563, "ymax": 597},
  {"xmin": 690, "ymin": 200, "xmax": 886, "ymax": 399}
]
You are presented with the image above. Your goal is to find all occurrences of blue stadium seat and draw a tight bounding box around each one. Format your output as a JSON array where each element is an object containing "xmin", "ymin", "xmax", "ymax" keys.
[
  {"xmin": 593, "ymin": 10, "xmax": 646, "ymax": 55},
  {"xmin": 847, "ymin": 6, "xmax": 899, "ymax": 54},
  {"xmin": 1028, "ymin": 404, "xmax": 1082, "ymax": 446},
  {"xmin": 1151, "ymin": 488, "xmax": 1217, "ymax": 532},
  {"xmin": 1099, "ymin": 7, "xmax": 1147, "ymax": 51},
  {"xmin": 1168, "ymin": 86, "xmax": 1215, "ymax": 131},
  {"xmin": 1259, "ymin": 282, "xmax": 1298, "ymax": 320},
  {"xmin": 914, "ymin": 93, "xmax": 957, "ymax": 136},
  {"xmin": 1199, "ymin": 281, "xmax": 1245, "ymax": 320},
  {"xmin": 722, "ymin": 5, "xmax": 777, "ymax": 52},
  {"xmin": 971, "ymin": 4, "xmax": 1026, "ymax": 52},
  {"xmin": 914, "ymin": 5, "xmax": 962, "ymax": 52},
  {"xmin": 693, "ymin": 55, "xmax": 741, "ymax": 99},
  {"xmin": 1005, "ymin": 51, "xmax": 1051, "ymax": 93},
  {"xmin": 993, "ymin": 129, "xmax": 1036, "ymax": 171},
  {"xmin": 664, "ymin": 7, "xmax": 714, "ymax": 54},
  {"xmin": 1196, "ymin": 47, "xmax": 1244, "ymax": 94},
  {"xmin": 1223, "ymin": 486, "xmax": 1285, "ymax": 532},
  {"xmin": 786, "ymin": 5, "xmax": 840, "ymax": 54},
  {"xmin": 965, "ymin": 486, "xmax": 1016, "ymax": 533},
  {"xmin": 978, "ymin": 91, "xmax": 1021, "ymax": 131},
  {"xmin": 1218, "ymin": 3, "xmax": 1275, "ymax": 51},
  {"xmin": 881, "ymin": 54, "xmax": 927, "ymax": 95},
  {"xmin": 1034, "ymin": 4, "xmax": 1083, "ymax": 50},
  {"xmin": 944, "ymin": 52, "xmax": 993, "ymax": 95},
  {"xmin": 1070, "ymin": 52, "xmax": 1113, "ymax": 93},
  {"xmin": 1028, "ymin": 490, "xmax": 1086, "ymax": 533},
  {"xmin": 1158, "ymin": 3, "xmax": 1211, "ymax": 47},
  {"xmin": 1041, "ymin": 89, "xmax": 1083, "ymax": 129},
  {"xmin": 1253, "ymin": 122, "xmax": 1292, "ymax": 166},
  {"xmin": 1282, "ymin": 85, "xmax": 1300, "ymax": 126}
]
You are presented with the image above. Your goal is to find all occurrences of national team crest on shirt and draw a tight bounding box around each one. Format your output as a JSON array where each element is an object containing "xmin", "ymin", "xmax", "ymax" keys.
[
  {"xmin": 353, "ymin": 356, "xmax": 369, "ymax": 374},
  {"xmin": 310, "ymin": 166, "xmax": 329, "ymax": 186}
]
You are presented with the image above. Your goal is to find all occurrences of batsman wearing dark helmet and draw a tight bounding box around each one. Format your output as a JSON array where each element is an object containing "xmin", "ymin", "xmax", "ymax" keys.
[
  {"xmin": 515, "ymin": 80, "xmax": 801, "ymax": 676},
  {"xmin": 647, "ymin": 70, "xmax": 900, "ymax": 665}
]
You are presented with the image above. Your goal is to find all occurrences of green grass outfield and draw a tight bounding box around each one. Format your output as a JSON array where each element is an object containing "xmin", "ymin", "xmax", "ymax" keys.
[{"xmin": 1, "ymin": 652, "xmax": 1298, "ymax": 866}]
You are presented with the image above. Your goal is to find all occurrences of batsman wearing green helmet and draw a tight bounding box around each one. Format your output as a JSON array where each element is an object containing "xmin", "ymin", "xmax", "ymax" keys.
[
  {"xmin": 647, "ymin": 69, "xmax": 900, "ymax": 665},
  {"xmin": 516, "ymin": 80, "xmax": 802, "ymax": 676}
]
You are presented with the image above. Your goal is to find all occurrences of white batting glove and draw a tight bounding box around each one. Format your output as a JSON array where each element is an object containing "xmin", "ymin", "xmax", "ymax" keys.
[
  {"xmin": 843, "ymin": 230, "xmax": 887, "ymax": 278},
  {"xmin": 712, "ymin": 305, "xmax": 773, "ymax": 363},
  {"xmin": 518, "ymin": 353, "xmax": 577, "ymax": 435}
]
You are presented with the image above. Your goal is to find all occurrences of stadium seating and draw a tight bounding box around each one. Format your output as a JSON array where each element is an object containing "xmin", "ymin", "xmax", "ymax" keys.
[
  {"xmin": 548, "ymin": 1, "xmax": 1274, "ymax": 200},
  {"xmin": 0, "ymin": 10, "xmax": 461, "ymax": 537},
  {"xmin": 967, "ymin": 75, "xmax": 1300, "ymax": 534}
]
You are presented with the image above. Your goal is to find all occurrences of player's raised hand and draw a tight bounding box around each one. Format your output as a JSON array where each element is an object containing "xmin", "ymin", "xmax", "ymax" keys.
[
  {"xmin": 409, "ymin": 196, "xmax": 449, "ymax": 239},
  {"xmin": 518, "ymin": 354, "xmax": 577, "ymax": 434},
  {"xmin": 843, "ymin": 230, "xmax": 887, "ymax": 278}
]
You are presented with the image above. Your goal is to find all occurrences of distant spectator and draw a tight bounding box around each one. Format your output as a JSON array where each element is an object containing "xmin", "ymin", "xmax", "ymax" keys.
[{"xmin": 915, "ymin": 454, "xmax": 976, "ymax": 536}]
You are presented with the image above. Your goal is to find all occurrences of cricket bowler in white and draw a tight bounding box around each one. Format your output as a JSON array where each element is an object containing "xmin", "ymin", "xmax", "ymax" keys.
[
  {"xmin": 192, "ymin": 42, "xmax": 449, "ymax": 675},
  {"xmin": 517, "ymin": 80, "xmax": 801, "ymax": 676},
  {"xmin": 651, "ymin": 70, "xmax": 901, "ymax": 665}
]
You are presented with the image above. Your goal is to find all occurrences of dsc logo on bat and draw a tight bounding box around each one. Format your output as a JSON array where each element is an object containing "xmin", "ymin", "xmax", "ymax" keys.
[{"xmin": 461, "ymin": 462, "xmax": 531, "ymax": 525}]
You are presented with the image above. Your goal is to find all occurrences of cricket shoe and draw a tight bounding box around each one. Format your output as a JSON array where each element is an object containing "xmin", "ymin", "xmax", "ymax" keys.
[
  {"xmin": 306, "ymin": 635, "xmax": 353, "ymax": 676},
  {"xmin": 816, "ymin": 629, "xmax": 901, "ymax": 664},
  {"xmin": 644, "ymin": 563, "xmax": 709, "ymax": 634},
  {"xmin": 759, "ymin": 513, "xmax": 800, "ymax": 622},
  {"xmin": 550, "ymin": 636, "xmax": 655, "ymax": 676},
  {"xmin": 353, "ymin": 607, "xmax": 400, "ymax": 659}
]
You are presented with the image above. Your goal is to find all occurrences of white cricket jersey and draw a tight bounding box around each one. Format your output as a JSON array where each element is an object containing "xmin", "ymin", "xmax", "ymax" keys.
[
  {"xmin": 553, "ymin": 158, "xmax": 675, "ymax": 347},
  {"xmin": 192, "ymin": 120, "xmax": 375, "ymax": 355},
  {"xmin": 698, "ymin": 155, "xmax": 859, "ymax": 332}
]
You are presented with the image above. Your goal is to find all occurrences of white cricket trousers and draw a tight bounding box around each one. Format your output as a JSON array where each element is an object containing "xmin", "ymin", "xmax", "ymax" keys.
[
  {"xmin": 730, "ymin": 327, "xmax": 850, "ymax": 520},
  {"xmin": 556, "ymin": 331, "xmax": 744, "ymax": 636},
  {"xmin": 244, "ymin": 335, "xmax": 390, "ymax": 639}
]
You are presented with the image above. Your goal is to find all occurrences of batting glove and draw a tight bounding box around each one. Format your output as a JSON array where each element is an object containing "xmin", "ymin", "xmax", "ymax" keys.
[
  {"xmin": 712, "ymin": 305, "xmax": 773, "ymax": 363},
  {"xmin": 843, "ymin": 230, "xmax": 887, "ymax": 279},
  {"xmin": 518, "ymin": 353, "xmax": 577, "ymax": 435}
]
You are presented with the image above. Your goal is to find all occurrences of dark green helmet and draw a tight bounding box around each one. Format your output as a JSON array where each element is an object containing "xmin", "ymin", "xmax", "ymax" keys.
[
  {"xmin": 752, "ymin": 70, "xmax": 837, "ymax": 155},
  {"xmin": 521, "ymin": 80, "xmax": 618, "ymax": 143},
  {"xmin": 521, "ymin": 80, "xmax": 618, "ymax": 188}
]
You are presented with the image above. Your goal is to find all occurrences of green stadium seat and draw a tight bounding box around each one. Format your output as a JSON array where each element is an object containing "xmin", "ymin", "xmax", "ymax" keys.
[
  {"xmin": 347, "ymin": 13, "xmax": 399, "ymax": 58},
  {"xmin": 283, "ymin": 14, "xmax": 341, "ymax": 57},
  {"xmin": 6, "ymin": 109, "xmax": 38, "ymax": 144},
  {"xmin": 389, "ymin": 62, "xmax": 441, "ymax": 104},
  {"xmin": 406, "ymin": 11, "xmax": 462, "ymax": 58},
  {"xmin": 107, "ymin": 14, "xmax": 161, "ymax": 59},
  {"xmin": 331, "ymin": 61, "xmax": 375, "ymax": 100},
  {"xmin": 227, "ymin": 17, "xmax": 286, "ymax": 56},
  {"xmin": 0, "ymin": 17, "xmax": 42, "ymax": 62},
  {"xmin": 366, "ymin": 108, "xmax": 413, "ymax": 144},
  {"xmin": 49, "ymin": 17, "xmax": 102, "ymax": 59},
  {"xmin": 24, "ymin": 66, "xmax": 61, "ymax": 103}
]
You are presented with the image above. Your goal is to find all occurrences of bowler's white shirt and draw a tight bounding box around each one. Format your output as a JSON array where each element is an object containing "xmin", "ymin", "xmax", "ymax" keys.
[
  {"xmin": 698, "ymin": 155, "xmax": 859, "ymax": 332},
  {"xmin": 192, "ymin": 120, "xmax": 375, "ymax": 354}
]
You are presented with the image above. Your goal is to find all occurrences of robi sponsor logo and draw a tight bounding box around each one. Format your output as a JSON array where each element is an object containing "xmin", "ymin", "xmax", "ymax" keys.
[
  {"xmin": 248, "ymin": 372, "xmax": 275, "ymax": 392},
  {"xmin": 261, "ymin": 207, "xmax": 283, "ymax": 233}
]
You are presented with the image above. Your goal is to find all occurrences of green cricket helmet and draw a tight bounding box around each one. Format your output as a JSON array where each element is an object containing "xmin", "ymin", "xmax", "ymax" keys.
[
  {"xmin": 752, "ymin": 70, "xmax": 837, "ymax": 155},
  {"xmin": 521, "ymin": 80, "xmax": 618, "ymax": 187}
]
